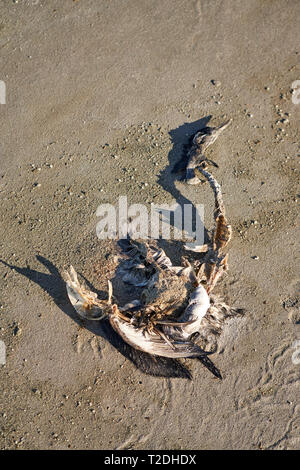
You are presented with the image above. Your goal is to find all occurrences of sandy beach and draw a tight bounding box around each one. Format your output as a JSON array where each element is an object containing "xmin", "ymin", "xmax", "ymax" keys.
[{"xmin": 0, "ymin": 0, "xmax": 299, "ymax": 449}]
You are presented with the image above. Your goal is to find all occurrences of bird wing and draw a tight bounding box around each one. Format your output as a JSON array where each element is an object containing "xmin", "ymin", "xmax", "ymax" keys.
[{"xmin": 109, "ymin": 314, "xmax": 209, "ymax": 359}]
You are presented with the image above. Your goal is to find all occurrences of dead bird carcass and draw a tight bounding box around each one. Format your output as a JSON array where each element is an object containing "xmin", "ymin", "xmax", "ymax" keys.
[{"xmin": 64, "ymin": 119, "xmax": 244, "ymax": 379}]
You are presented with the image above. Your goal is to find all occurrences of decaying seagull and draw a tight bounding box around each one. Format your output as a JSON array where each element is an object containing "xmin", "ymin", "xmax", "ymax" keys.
[{"xmin": 64, "ymin": 119, "xmax": 244, "ymax": 379}]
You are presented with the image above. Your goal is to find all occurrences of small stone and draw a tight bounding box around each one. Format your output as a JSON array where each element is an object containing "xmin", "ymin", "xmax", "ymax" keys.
[
  {"xmin": 252, "ymin": 256, "xmax": 259, "ymax": 260},
  {"xmin": 13, "ymin": 325, "xmax": 21, "ymax": 336},
  {"xmin": 211, "ymin": 79, "xmax": 221, "ymax": 87}
]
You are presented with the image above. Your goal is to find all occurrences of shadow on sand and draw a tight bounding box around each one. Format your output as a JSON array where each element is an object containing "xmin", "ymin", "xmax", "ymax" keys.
[{"xmin": 156, "ymin": 116, "xmax": 211, "ymax": 259}]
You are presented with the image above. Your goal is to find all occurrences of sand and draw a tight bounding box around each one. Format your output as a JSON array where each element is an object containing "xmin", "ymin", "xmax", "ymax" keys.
[{"xmin": 0, "ymin": 0, "xmax": 299, "ymax": 450}]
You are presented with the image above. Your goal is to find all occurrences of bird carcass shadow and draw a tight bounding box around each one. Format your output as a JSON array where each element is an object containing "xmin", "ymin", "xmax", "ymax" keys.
[{"xmin": 155, "ymin": 116, "xmax": 212, "ymax": 261}]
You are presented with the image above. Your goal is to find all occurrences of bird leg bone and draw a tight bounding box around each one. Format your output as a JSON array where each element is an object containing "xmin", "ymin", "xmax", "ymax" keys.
[{"xmin": 112, "ymin": 304, "xmax": 132, "ymax": 323}]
